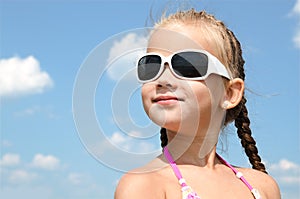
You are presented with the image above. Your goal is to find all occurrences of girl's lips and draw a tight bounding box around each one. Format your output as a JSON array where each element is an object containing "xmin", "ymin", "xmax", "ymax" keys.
[{"xmin": 152, "ymin": 96, "xmax": 183, "ymax": 105}]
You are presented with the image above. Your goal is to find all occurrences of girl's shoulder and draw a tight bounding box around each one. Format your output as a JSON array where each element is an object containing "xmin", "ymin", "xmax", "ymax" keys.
[
  {"xmin": 115, "ymin": 170, "xmax": 166, "ymax": 199},
  {"xmin": 115, "ymin": 159, "xmax": 168, "ymax": 199},
  {"xmin": 237, "ymin": 167, "xmax": 281, "ymax": 199}
]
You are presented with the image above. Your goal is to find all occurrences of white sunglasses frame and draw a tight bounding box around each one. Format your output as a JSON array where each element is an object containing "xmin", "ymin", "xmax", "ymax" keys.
[{"xmin": 136, "ymin": 49, "xmax": 232, "ymax": 83}]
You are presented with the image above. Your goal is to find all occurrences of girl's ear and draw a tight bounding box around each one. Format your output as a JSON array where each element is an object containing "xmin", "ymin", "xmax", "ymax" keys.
[{"xmin": 222, "ymin": 78, "xmax": 244, "ymax": 109}]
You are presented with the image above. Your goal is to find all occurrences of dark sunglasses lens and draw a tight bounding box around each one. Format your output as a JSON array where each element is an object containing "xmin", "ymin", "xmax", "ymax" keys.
[
  {"xmin": 137, "ymin": 55, "xmax": 162, "ymax": 81},
  {"xmin": 171, "ymin": 52, "xmax": 208, "ymax": 78}
]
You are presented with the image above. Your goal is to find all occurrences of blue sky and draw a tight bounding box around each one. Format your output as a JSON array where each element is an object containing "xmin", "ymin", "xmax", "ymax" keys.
[{"xmin": 0, "ymin": 0, "xmax": 299, "ymax": 198}]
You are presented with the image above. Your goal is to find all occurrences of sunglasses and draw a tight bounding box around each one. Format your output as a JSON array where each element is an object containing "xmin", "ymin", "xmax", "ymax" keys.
[{"xmin": 137, "ymin": 49, "xmax": 232, "ymax": 83}]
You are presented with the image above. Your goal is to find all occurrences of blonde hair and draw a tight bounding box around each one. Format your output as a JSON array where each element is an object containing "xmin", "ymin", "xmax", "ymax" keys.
[{"xmin": 155, "ymin": 9, "xmax": 241, "ymax": 79}]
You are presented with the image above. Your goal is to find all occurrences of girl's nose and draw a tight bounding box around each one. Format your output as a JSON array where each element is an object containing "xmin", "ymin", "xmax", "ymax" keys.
[{"xmin": 155, "ymin": 63, "xmax": 178, "ymax": 89}]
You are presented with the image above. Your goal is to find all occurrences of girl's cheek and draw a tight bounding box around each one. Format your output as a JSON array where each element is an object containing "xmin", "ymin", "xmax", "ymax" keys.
[{"xmin": 141, "ymin": 85, "xmax": 152, "ymax": 114}]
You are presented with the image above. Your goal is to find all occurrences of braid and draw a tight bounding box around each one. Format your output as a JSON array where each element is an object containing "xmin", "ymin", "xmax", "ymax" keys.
[
  {"xmin": 224, "ymin": 23, "xmax": 268, "ymax": 174},
  {"xmin": 160, "ymin": 128, "xmax": 168, "ymax": 149},
  {"xmin": 234, "ymin": 98, "xmax": 268, "ymax": 174}
]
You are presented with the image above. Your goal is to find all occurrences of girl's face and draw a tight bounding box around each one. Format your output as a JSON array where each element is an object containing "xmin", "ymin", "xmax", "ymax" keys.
[{"xmin": 141, "ymin": 23, "xmax": 227, "ymax": 136}]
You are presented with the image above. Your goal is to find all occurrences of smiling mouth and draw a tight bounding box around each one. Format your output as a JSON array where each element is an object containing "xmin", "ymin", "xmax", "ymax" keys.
[{"xmin": 152, "ymin": 96, "xmax": 183, "ymax": 104}]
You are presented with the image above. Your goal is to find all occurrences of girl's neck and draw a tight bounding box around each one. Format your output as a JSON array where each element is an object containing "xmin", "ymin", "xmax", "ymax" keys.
[{"xmin": 165, "ymin": 130, "xmax": 219, "ymax": 168}]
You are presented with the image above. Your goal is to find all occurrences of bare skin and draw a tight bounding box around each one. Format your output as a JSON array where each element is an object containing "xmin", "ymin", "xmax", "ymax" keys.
[
  {"xmin": 116, "ymin": 115, "xmax": 280, "ymax": 199},
  {"xmin": 115, "ymin": 148, "xmax": 280, "ymax": 199},
  {"xmin": 115, "ymin": 23, "xmax": 281, "ymax": 199}
]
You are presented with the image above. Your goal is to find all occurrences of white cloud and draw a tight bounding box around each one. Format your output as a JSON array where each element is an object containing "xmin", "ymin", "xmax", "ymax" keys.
[
  {"xmin": 292, "ymin": 0, "xmax": 300, "ymax": 14},
  {"xmin": 109, "ymin": 131, "xmax": 155, "ymax": 153},
  {"xmin": 294, "ymin": 38, "xmax": 300, "ymax": 49},
  {"xmin": 293, "ymin": 31, "xmax": 300, "ymax": 48},
  {"xmin": 8, "ymin": 169, "xmax": 37, "ymax": 184},
  {"xmin": 111, "ymin": 132, "xmax": 128, "ymax": 144},
  {"xmin": 279, "ymin": 176, "xmax": 300, "ymax": 184},
  {"xmin": 127, "ymin": 131, "xmax": 143, "ymax": 137},
  {"xmin": 68, "ymin": 173, "xmax": 83, "ymax": 185},
  {"xmin": 0, "ymin": 153, "xmax": 20, "ymax": 167},
  {"xmin": 67, "ymin": 173, "xmax": 90, "ymax": 185},
  {"xmin": 13, "ymin": 105, "xmax": 59, "ymax": 119},
  {"xmin": 0, "ymin": 185, "xmax": 53, "ymax": 199},
  {"xmin": 106, "ymin": 33, "xmax": 147, "ymax": 81},
  {"xmin": 14, "ymin": 105, "xmax": 41, "ymax": 117},
  {"xmin": 0, "ymin": 56, "xmax": 53, "ymax": 97},
  {"xmin": 31, "ymin": 154, "xmax": 60, "ymax": 170},
  {"xmin": 110, "ymin": 132, "xmax": 132, "ymax": 151},
  {"xmin": 268, "ymin": 159, "xmax": 300, "ymax": 185},
  {"xmin": 0, "ymin": 153, "xmax": 108, "ymax": 198},
  {"xmin": 1, "ymin": 140, "xmax": 13, "ymax": 148},
  {"xmin": 269, "ymin": 159, "xmax": 300, "ymax": 171},
  {"xmin": 290, "ymin": 0, "xmax": 300, "ymax": 48}
]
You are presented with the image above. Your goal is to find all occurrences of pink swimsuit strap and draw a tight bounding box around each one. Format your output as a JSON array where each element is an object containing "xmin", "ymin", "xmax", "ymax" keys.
[
  {"xmin": 163, "ymin": 146, "xmax": 201, "ymax": 199},
  {"xmin": 163, "ymin": 146, "xmax": 262, "ymax": 199}
]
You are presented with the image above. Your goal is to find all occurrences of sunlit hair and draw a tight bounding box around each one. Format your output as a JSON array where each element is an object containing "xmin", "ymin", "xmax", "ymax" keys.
[{"xmin": 156, "ymin": 9, "xmax": 268, "ymax": 174}]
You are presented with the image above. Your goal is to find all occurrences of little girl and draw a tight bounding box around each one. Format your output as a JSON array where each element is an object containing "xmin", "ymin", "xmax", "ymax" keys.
[{"xmin": 115, "ymin": 9, "xmax": 281, "ymax": 199}]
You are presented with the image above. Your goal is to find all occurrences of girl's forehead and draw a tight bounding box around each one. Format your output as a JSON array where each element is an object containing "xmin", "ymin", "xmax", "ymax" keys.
[{"xmin": 147, "ymin": 25, "xmax": 214, "ymax": 55}]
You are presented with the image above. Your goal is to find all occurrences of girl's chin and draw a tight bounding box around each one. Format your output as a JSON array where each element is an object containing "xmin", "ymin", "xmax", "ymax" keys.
[{"xmin": 151, "ymin": 119, "xmax": 181, "ymax": 130}]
